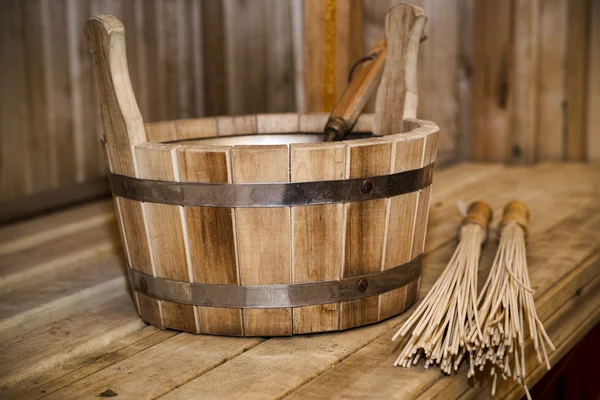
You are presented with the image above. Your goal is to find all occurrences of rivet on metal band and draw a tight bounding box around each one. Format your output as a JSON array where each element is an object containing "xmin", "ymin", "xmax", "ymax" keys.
[
  {"xmin": 128, "ymin": 254, "xmax": 422, "ymax": 309},
  {"xmin": 109, "ymin": 162, "xmax": 434, "ymax": 208}
]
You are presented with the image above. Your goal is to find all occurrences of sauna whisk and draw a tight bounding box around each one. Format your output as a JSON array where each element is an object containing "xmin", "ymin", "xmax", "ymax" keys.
[
  {"xmin": 392, "ymin": 201, "xmax": 492, "ymax": 373},
  {"xmin": 467, "ymin": 201, "xmax": 555, "ymax": 399}
]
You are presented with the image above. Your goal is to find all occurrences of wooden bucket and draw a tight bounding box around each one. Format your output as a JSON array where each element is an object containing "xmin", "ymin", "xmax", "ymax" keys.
[{"xmin": 86, "ymin": 14, "xmax": 439, "ymax": 336}]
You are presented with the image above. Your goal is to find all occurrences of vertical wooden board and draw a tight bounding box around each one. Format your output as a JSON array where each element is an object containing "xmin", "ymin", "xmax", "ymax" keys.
[
  {"xmin": 232, "ymin": 145, "xmax": 292, "ymax": 336},
  {"xmin": 290, "ymin": 142, "xmax": 346, "ymax": 334},
  {"xmin": 0, "ymin": 0, "xmax": 31, "ymax": 201},
  {"xmin": 45, "ymin": 0, "xmax": 76, "ymax": 186},
  {"xmin": 201, "ymin": 0, "xmax": 228, "ymax": 116},
  {"xmin": 156, "ymin": 0, "xmax": 180, "ymax": 121},
  {"xmin": 335, "ymin": 0, "xmax": 363, "ymax": 108},
  {"xmin": 223, "ymin": 0, "xmax": 268, "ymax": 115},
  {"xmin": 136, "ymin": 143, "xmax": 197, "ymax": 333},
  {"xmin": 340, "ymin": 140, "xmax": 392, "ymax": 330},
  {"xmin": 190, "ymin": 0, "xmax": 204, "ymax": 117},
  {"xmin": 538, "ymin": 0, "xmax": 568, "ymax": 161},
  {"xmin": 378, "ymin": 133, "xmax": 425, "ymax": 321},
  {"xmin": 266, "ymin": 0, "xmax": 295, "ymax": 112},
  {"xmin": 142, "ymin": 0, "xmax": 160, "ymax": 122},
  {"xmin": 587, "ymin": 0, "xmax": 600, "ymax": 162},
  {"xmin": 22, "ymin": 0, "xmax": 52, "ymax": 192},
  {"xmin": 457, "ymin": 0, "xmax": 474, "ymax": 162},
  {"xmin": 178, "ymin": 146, "xmax": 243, "ymax": 336},
  {"xmin": 566, "ymin": 0, "xmax": 590, "ymax": 161},
  {"xmin": 511, "ymin": 0, "xmax": 539, "ymax": 163},
  {"xmin": 67, "ymin": 0, "xmax": 99, "ymax": 182},
  {"xmin": 176, "ymin": 0, "xmax": 196, "ymax": 119},
  {"xmin": 471, "ymin": 0, "xmax": 512, "ymax": 161},
  {"xmin": 303, "ymin": 0, "xmax": 326, "ymax": 112},
  {"xmin": 417, "ymin": 0, "xmax": 460, "ymax": 164},
  {"xmin": 411, "ymin": 130, "xmax": 439, "ymax": 257}
]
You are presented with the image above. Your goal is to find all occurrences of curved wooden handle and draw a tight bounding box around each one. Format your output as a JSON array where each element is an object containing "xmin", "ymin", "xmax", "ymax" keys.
[
  {"xmin": 85, "ymin": 15, "xmax": 146, "ymax": 177},
  {"xmin": 462, "ymin": 201, "xmax": 493, "ymax": 231},
  {"xmin": 501, "ymin": 200, "xmax": 529, "ymax": 234},
  {"xmin": 373, "ymin": 4, "xmax": 427, "ymax": 135}
]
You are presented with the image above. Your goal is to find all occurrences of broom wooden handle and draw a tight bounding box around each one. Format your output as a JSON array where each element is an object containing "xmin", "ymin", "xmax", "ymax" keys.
[
  {"xmin": 501, "ymin": 200, "xmax": 529, "ymax": 234},
  {"xmin": 462, "ymin": 201, "xmax": 493, "ymax": 231}
]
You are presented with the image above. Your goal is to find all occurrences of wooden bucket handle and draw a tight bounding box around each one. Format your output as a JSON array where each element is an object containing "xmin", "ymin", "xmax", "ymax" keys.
[
  {"xmin": 85, "ymin": 15, "xmax": 147, "ymax": 177},
  {"xmin": 373, "ymin": 4, "xmax": 427, "ymax": 135}
]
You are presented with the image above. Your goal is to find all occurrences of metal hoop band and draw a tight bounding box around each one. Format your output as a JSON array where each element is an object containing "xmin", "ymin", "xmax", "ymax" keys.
[
  {"xmin": 128, "ymin": 254, "xmax": 421, "ymax": 309},
  {"xmin": 110, "ymin": 162, "xmax": 434, "ymax": 208}
]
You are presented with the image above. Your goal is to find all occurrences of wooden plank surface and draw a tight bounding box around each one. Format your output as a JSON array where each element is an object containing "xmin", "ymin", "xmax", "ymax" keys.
[
  {"xmin": 1, "ymin": 163, "xmax": 599, "ymax": 400},
  {"xmin": 232, "ymin": 145, "xmax": 292, "ymax": 336}
]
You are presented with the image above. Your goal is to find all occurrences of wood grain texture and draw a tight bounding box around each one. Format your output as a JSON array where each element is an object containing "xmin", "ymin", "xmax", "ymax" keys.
[
  {"xmin": 512, "ymin": 0, "xmax": 539, "ymax": 163},
  {"xmin": 178, "ymin": 145, "xmax": 243, "ymax": 336},
  {"xmin": 290, "ymin": 142, "xmax": 346, "ymax": 333},
  {"xmin": 340, "ymin": 139, "xmax": 393, "ymax": 329},
  {"xmin": 135, "ymin": 143, "xmax": 197, "ymax": 333},
  {"xmin": 373, "ymin": 4, "xmax": 426, "ymax": 134},
  {"xmin": 378, "ymin": 132, "xmax": 426, "ymax": 321},
  {"xmin": 232, "ymin": 145, "xmax": 292, "ymax": 336},
  {"xmin": 471, "ymin": 0, "xmax": 513, "ymax": 161},
  {"xmin": 566, "ymin": 0, "xmax": 590, "ymax": 161},
  {"xmin": 587, "ymin": 0, "xmax": 600, "ymax": 162},
  {"xmin": 538, "ymin": 0, "xmax": 568, "ymax": 161}
]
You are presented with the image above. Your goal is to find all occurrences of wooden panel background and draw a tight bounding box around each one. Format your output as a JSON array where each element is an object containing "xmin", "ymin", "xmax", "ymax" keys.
[{"xmin": 1, "ymin": 0, "xmax": 598, "ymax": 212}]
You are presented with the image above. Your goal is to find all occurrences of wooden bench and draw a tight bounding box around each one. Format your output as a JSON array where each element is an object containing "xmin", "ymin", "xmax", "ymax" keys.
[{"xmin": 1, "ymin": 162, "xmax": 598, "ymax": 399}]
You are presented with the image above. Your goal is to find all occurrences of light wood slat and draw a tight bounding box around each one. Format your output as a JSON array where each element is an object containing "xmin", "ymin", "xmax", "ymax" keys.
[
  {"xmin": 340, "ymin": 139, "xmax": 393, "ymax": 329},
  {"xmin": 178, "ymin": 145, "xmax": 243, "ymax": 336},
  {"xmin": 232, "ymin": 145, "xmax": 292, "ymax": 336},
  {"xmin": 537, "ymin": 0, "xmax": 568, "ymax": 161},
  {"xmin": 135, "ymin": 143, "xmax": 198, "ymax": 333},
  {"xmin": 145, "ymin": 120, "xmax": 178, "ymax": 142},
  {"xmin": 586, "ymin": 0, "xmax": 600, "ymax": 162},
  {"xmin": 257, "ymin": 113, "xmax": 299, "ymax": 133},
  {"xmin": 14, "ymin": 327, "xmax": 175, "ymax": 400},
  {"xmin": 0, "ymin": 254, "xmax": 125, "ymax": 341},
  {"xmin": 565, "ymin": 0, "xmax": 591, "ymax": 161},
  {"xmin": 378, "ymin": 132, "xmax": 425, "ymax": 321},
  {"xmin": 0, "ymin": 295, "xmax": 144, "ymax": 393},
  {"xmin": 0, "ymin": 222, "xmax": 117, "ymax": 292},
  {"xmin": 471, "ymin": 0, "xmax": 512, "ymax": 161},
  {"xmin": 43, "ymin": 333, "xmax": 264, "ymax": 400},
  {"xmin": 217, "ymin": 115, "xmax": 258, "ymax": 136},
  {"xmin": 284, "ymin": 199, "xmax": 600, "ymax": 400},
  {"xmin": 290, "ymin": 142, "xmax": 346, "ymax": 334},
  {"xmin": 411, "ymin": 130, "xmax": 439, "ymax": 257},
  {"xmin": 511, "ymin": 0, "xmax": 539, "ymax": 163},
  {"xmin": 0, "ymin": 199, "xmax": 113, "ymax": 256},
  {"xmin": 176, "ymin": 118, "xmax": 218, "ymax": 140}
]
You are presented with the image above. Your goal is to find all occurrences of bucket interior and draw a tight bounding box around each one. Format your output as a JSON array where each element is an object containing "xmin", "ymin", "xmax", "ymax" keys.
[{"xmin": 176, "ymin": 132, "xmax": 380, "ymax": 146}]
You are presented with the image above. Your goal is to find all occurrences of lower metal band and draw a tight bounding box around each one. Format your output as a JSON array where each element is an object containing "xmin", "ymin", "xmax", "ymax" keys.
[
  {"xmin": 129, "ymin": 255, "xmax": 422, "ymax": 309},
  {"xmin": 110, "ymin": 163, "xmax": 434, "ymax": 208}
]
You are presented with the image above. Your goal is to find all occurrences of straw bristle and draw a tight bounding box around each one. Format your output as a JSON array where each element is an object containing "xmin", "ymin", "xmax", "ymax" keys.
[
  {"xmin": 392, "ymin": 223, "xmax": 484, "ymax": 371},
  {"xmin": 467, "ymin": 221, "xmax": 554, "ymax": 397}
]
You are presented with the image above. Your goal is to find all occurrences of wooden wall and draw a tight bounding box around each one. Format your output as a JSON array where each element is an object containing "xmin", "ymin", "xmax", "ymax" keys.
[{"xmin": 0, "ymin": 0, "xmax": 598, "ymax": 215}]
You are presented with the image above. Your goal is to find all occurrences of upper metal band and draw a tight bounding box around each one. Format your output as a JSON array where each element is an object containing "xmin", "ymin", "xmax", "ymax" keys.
[
  {"xmin": 129, "ymin": 255, "xmax": 421, "ymax": 309},
  {"xmin": 110, "ymin": 162, "xmax": 434, "ymax": 207}
]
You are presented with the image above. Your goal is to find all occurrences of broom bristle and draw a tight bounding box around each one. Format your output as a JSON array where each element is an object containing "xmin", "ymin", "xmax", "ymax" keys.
[
  {"xmin": 393, "ymin": 222, "xmax": 485, "ymax": 370},
  {"xmin": 469, "ymin": 221, "xmax": 554, "ymax": 397}
]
